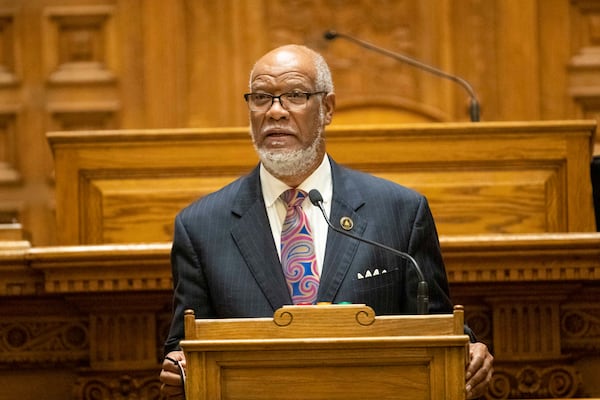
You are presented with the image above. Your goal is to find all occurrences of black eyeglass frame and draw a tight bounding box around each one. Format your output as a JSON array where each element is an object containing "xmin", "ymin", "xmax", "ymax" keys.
[{"xmin": 243, "ymin": 91, "xmax": 328, "ymax": 111}]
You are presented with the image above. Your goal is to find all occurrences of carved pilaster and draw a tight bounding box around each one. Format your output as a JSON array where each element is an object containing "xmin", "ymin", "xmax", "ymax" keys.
[
  {"xmin": 482, "ymin": 286, "xmax": 587, "ymax": 399},
  {"xmin": 89, "ymin": 312, "xmax": 158, "ymax": 370},
  {"xmin": 493, "ymin": 300, "xmax": 562, "ymax": 360}
]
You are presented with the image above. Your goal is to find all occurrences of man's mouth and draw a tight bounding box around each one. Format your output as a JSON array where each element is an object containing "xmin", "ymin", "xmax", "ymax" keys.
[{"xmin": 264, "ymin": 127, "xmax": 294, "ymax": 137}]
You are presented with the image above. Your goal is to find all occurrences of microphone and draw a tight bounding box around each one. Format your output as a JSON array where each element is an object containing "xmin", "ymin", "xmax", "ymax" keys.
[
  {"xmin": 308, "ymin": 189, "xmax": 429, "ymax": 315},
  {"xmin": 323, "ymin": 29, "xmax": 481, "ymax": 122}
]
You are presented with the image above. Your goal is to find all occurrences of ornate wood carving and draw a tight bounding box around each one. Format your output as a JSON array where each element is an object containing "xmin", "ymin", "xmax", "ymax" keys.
[
  {"xmin": 561, "ymin": 303, "xmax": 600, "ymax": 352},
  {"xmin": 2, "ymin": 233, "xmax": 600, "ymax": 398},
  {"xmin": 489, "ymin": 363, "xmax": 582, "ymax": 399},
  {"xmin": 0, "ymin": 316, "xmax": 88, "ymax": 364},
  {"xmin": 72, "ymin": 371, "xmax": 163, "ymax": 400}
]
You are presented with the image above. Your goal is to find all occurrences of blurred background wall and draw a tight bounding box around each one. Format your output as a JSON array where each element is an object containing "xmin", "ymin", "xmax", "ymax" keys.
[{"xmin": 0, "ymin": 0, "xmax": 598, "ymax": 246}]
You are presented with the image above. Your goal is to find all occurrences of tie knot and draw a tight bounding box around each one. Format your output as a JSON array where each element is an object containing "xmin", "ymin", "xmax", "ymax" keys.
[{"xmin": 281, "ymin": 189, "xmax": 307, "ymax": 207}]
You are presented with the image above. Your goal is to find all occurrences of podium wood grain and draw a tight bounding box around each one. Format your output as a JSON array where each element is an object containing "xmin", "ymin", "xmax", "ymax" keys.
[{"xmin": 180, "ymin": 305, "xmax": 469, "ymax": 400}]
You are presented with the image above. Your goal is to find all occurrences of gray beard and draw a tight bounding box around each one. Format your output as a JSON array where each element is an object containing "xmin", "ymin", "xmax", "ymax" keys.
[
  {"xmin": 252, "ymin": 107, "xmax": 325, "ymax": 180},
  {"xmin": 256, "ymin": 131, "xmax": 323, "ymax": 179}
]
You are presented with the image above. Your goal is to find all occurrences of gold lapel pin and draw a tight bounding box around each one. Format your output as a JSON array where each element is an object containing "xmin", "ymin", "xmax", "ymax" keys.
[{"xmin": 340, "ymin": 216, "xmax": 354, "ymax": 231}]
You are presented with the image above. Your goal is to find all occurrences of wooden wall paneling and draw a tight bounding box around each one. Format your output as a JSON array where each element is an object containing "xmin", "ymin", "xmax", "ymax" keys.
[
  {"xmin": 0, "ymin": 7, "xmax": 24, "ymax": 238},
  {"xmin": 47, "ymin": 121, "xmax": 596, "ymax": 245},
  {"xmin": 0, "ymin": 8, "xmax": 20, "ymax": 182},
  {"xmin": 320, "ymin": 0, "xmax": 455, "ymax": 124},
  {"xmin": 417, "ymin": 0, "xmax": 455, "ymax": 120},
  {"xmin": 0, "ymin": 106, "xmax": 20, "ymax": 182},
  {"xmin": 185, "ymin": 0, "xmax": 261, "ymax": 128},
  {"xmin": 569, "ymin": 0, "xmax": 600, "ymax": 154},
  {"xmin": 539, "ymin": 0, "xmax": 576, "ymax": 120},
  {"xmin": 43, "ymin": 4, "xmax": 120, "ymax": 131},
  {"xmin": 141, "ymin": 0, "xmax": 187, "ymax": 128},
  {"xmin": 449, "ymin": 1, "xmax": 497, "ymax": 122},
  {"xmin": 48, "ymin": 128, "xmax": 259, "ymax": 244},
  {"xmin": 0, "ymin": 8, "xmax": 19, "ymax": 87},
  {"xmin": 495, "ymin": 0, "xmax": 541, "ymax": 120},
  {"xmin": 84, "ymin": 176, "xmax": 238, "ymax": 244},
  {"xmin": 116, "ymin": 0, "xmax": 144, "ymax": 129},
  {"xmin": 0, "ymin": 2, "xmax": 58, "ymax": 246}
]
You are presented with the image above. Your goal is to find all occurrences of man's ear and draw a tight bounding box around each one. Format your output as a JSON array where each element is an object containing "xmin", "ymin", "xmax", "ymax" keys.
[{"xmin": 323, "ymin": 92, "xmax": 336, "ymax": 125}]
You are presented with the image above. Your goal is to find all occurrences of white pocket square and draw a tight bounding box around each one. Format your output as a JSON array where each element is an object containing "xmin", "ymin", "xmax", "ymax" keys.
[{"xmin": 357, "ymin": 268, "xmax": 388, "ymax": 280}]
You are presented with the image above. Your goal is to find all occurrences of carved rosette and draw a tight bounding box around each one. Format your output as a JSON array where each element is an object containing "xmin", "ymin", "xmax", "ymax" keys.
[
  {"xmin": 561, "ymin": 306, "xmax": 600, "ymax": 352},
  {"xmin": 487, "ymin": 364, "xmax": 582, "ymax": 399}
]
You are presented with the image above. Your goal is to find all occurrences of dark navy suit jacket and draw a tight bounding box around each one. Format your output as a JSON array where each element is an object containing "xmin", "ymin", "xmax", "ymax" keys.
[{"xmin": 164, "ymin": 157, "xmax": 456, "ymax": 353}]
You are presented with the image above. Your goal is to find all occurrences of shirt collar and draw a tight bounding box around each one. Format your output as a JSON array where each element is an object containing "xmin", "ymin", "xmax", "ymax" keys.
[{"xmin": 260, "ymin": 154, "xmax": 332, "ymax": 207}]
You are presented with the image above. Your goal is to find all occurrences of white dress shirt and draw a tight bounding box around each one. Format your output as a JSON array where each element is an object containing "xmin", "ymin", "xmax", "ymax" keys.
[{"xmin": 260, "ymin": 155, "xmax": 333, "ymax": 275}]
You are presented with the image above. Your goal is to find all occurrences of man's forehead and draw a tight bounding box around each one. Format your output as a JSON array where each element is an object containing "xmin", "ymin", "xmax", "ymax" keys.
[
  {"xmin": 251, "ymin": 48, "xmax": 315, "ymax": 82},
  {"xmin": 251, "ymin": 71, "xmax": 311, "ymax": 88}
]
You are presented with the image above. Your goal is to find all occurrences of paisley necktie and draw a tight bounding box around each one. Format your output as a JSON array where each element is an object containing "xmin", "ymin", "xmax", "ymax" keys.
[{"xmin": 280, "ymin": 189, "xmax": 320, "ymax": 304}]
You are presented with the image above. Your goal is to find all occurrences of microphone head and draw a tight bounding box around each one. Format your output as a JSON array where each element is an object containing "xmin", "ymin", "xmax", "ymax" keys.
[
  {"xmin": 323, "ymin": 30, "xmax": 338, "ymax": 40},
  {"xmin": 308, "ymin": 189, "xmax": 324, "ymax": 205}
]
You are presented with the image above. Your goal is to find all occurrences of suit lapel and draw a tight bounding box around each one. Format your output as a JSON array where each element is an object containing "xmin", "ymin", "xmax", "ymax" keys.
[
  {"xmin": 318, "ymin": 160, "xmax": 367, "ymax": 302},
  {"xmin": 230, "ymin": 168, "xmax": 292, "ymax": 310}
]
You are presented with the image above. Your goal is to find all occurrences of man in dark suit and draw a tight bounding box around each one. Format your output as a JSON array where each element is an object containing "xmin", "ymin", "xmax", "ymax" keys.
[{"xmin": 160, "ymin": 44, "xmax": 493, "ymax": 399}]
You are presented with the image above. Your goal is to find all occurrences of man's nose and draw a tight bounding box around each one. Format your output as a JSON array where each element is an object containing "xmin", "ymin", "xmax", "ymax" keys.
[{"xmin": 266, "ymin": 97, "xmax": 289, "ymax": 119}]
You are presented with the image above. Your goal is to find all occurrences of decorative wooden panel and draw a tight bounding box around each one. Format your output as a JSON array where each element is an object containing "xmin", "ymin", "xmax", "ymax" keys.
[
  {"xmin": 47, "ymin": 121, "xmax": 596, "ymax": 245},
  {"xmin": 1, "ymin": 233, "xmax": 600, "ymax": 398},
  {"xmin": 569, "ymin": 0, "xmax": 600, "ymax": 154},
  {"xmin": 0, "ymin": 109, "xmax": 19, "ymax": 182},
  {"xmin": 0, "ymin": 9, "xmax": 19, "ymax": 86},
  {"xmin": 0, "ymin": 316, "xmax": 88, "ymax": 363},
  {"xmin": 43, "ymin": 5, "xmax": 116, "ymax": 84},
  {"xmin": 43, "ymin": 5, "xmax": 120, "ymax": 131}
]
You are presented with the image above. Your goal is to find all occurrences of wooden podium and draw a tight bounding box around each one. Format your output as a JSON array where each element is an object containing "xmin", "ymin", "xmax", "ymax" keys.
[{"xmin": 180, "ymin": 304, "xmax": 469, "ymax": 400}]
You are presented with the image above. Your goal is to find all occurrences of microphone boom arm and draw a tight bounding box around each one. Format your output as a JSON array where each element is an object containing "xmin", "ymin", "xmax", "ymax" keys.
[{"xmin": 324, "ymin": 30, "xmax": 480, "ymax": 122}]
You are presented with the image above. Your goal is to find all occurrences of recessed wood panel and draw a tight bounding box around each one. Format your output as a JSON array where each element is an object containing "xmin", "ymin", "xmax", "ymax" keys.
[
  {"xmin": 374, "ymin": 167, "xmax": 563, "ymax": 234},
  {"xmin": 86, "ymin": 176, "xmax": 238, "ymax": 243},
  {"xmin": 48, "ymin": 121, "xmax": 596, "ymax": 245},
  {"xmin": 219, "ymin": 361, "xmax": 430, "ymax": 400}
]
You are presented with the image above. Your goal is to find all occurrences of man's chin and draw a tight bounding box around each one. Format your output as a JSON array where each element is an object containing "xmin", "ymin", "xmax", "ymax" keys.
[{"xmin": 259, "ymin": 149, "xmax": 314, "ymax": 178}]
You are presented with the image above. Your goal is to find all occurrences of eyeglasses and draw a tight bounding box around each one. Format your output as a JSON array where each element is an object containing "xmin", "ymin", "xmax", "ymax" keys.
[{"xmin": 243, "ymin": 91, "xmax": 327, "ymax": 112}]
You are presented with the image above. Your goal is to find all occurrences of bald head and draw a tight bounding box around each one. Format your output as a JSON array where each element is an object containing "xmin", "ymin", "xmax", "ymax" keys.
[{"xmin": 249, "ymin": 45, "xmax": 334, "ymax": 93}]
